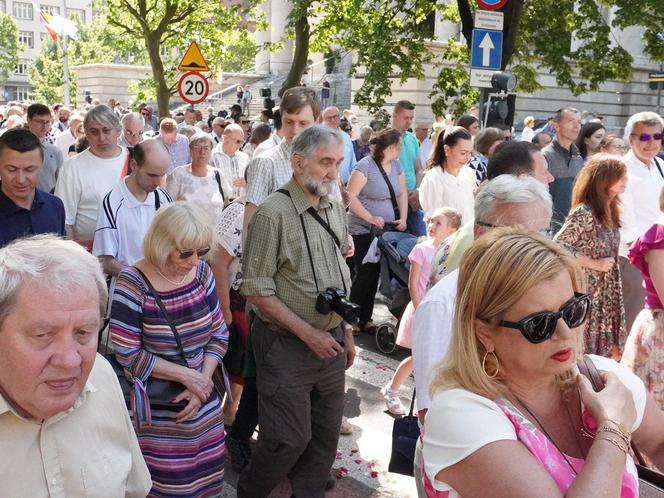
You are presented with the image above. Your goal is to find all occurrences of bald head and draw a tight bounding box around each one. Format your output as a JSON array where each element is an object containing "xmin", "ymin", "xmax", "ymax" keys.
[
  {"xmin": 222, "ymin": 123, "xmax": 245, "ymax": 155},
  {"xmin": 130, "ymin": 138, "xmax": 170, "ymax": 194},
  {"xmin": 322, "ymin": 106, "xmax": 341, "ymax": 129},
  {"xmin": 133, "ymin": 138, "xmax": 169, "ymax": 168}
]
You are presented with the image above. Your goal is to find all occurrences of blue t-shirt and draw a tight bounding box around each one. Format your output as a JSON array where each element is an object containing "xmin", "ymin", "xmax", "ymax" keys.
[
  {"xmin": 0, "ymin": 185, "xmax": 65, "ymax": 247},
  {"xmin": 399, "ymin": 131, "xmax": 420, "ymax": 192}
]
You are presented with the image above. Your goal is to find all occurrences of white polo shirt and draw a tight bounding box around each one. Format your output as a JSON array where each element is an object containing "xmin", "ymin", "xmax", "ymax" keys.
[
  {"xmin": 619, "ymin": 151, "xmax": 664, "ymax": 256},
  {"xmin": 92, "ymin": 177, "xmax": 172, "ymax": 265}
]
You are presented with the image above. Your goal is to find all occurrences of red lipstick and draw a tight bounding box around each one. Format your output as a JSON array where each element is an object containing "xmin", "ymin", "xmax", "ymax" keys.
[{"xmin": 551, "ymin": 348, "xmax": 572, "ymax": 362}]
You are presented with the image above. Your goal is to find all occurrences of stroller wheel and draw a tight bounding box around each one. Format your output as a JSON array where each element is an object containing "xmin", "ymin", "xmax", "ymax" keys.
[{"xmin": 375, "ymin": 323, "xmax": 397, "ymax": 355}]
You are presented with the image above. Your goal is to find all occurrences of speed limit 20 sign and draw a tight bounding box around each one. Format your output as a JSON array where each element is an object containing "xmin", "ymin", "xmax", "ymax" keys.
[{"xmin": 178, "ymin": 71, "xmax": 209, "ymax": 105}]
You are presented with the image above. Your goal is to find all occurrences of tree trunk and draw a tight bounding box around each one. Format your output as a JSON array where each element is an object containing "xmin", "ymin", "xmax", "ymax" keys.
[
  {"xmin": 144, "ymin": 31, "xmax": 170, "ymax": 119},
  {"xmin": 278, "ymin": 11, "xmax": 310, "ymax": 97}
]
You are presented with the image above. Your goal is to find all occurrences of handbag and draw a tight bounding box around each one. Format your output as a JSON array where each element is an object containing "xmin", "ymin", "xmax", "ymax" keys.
[
  {"xmin": 105, "ymin": 268, "xmax": 192, "ymax": 412},
  {"xmin": 222, "ymin": 321, "xmax": 245, "ymax": 376},
  {"xmin": 578, "ymin": 355, "xmax": 664, "ymax": 496},
  {"xmin": 388, "ymin": 389, "xmax": 420, "ymax": 476}
]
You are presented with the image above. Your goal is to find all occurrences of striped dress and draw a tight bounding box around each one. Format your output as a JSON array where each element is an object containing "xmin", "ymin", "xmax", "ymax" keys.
[{"xmin": 110, "ymin": 261, "xmax": 228, "ymax": 498}]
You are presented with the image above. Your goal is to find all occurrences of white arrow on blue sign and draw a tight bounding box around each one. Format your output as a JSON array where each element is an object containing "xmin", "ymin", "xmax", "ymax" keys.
[{"xmin": 470, "ymin": 29, "xmax": 503, "ymax": 70}]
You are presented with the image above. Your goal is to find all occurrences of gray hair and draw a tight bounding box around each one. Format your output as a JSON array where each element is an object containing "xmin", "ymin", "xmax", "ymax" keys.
[
  {"xmin": 84, "ymin": 104, "xmax": 121, "ymax": 131},
  {"xmin": 552, "ymin": 107, "xmax": 580, "ymax": 123},
  {"xmin": 223, "ymin": 123, "xmax": 243, "ymax": 136},
  {"xmin": 69, "ymin": 112, "xmax": 85, "ymax": 124},
  {"xmin": 212, "ymin": 117, "xmax": 226, "ymax": 127},
  {"xmin": 121, "ymin": 112, "xmax": 145, "ymax": 127},
  {"xmin": 0, "ymin": 235, "xmax": 108, "ymax": 326},
  {"xmin": 291, "ymin": 125, "xmax": 344, "ymax": 160},
  {"xmin": 623, "ymin": 111, "xmax": 664, "ymax": 143},
  {"xmin": 474, "ymin": 174, "xmax": 553, "ymax": 224},
  {"xmin": 189, "ymin": 131, "xmax": 214, "ymax": 149}
]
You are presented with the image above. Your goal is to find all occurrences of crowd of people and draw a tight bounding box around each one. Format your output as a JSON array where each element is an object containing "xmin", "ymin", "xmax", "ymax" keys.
[{"xmin": 1, "ymin": 88, "xmax": 664, "ymax": 498}]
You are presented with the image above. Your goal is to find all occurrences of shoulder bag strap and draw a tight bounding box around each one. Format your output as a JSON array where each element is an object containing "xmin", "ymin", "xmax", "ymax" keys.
[
  {"xmin": 653, "ymin": 156, "xmax": 664, "ymax": 180},
  {"xmin": 408, "ymin": 388, "xmax": 416, "ymax": 417},
  {"xmin": 214, "ymin": 170, "xmax": 225, "ymax": 203},
  {"xmin": 134, "ymin": 267, "xmax": 189, "ymax": 367},
  {"xmin": 154, "ymin": 190, "xmax": 161, "ymax": 211},
  {"xmin": 374, "ymin": 159, "xmax": 400, "ymax": 220},
  {"xmin": 578, "ymin": 354, "xmax": 646, "ymax": 466}
]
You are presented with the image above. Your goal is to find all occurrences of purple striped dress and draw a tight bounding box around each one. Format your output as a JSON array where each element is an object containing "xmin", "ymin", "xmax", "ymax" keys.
[{"xmin": 110, "ymin": 261, "xmax": 228, "ymax": 497}]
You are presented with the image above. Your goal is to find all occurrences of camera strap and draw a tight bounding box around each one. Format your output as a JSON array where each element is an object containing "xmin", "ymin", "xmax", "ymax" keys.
[{"xmin": 277, "ymin": 189, "xmax": 347, "ymax": 294}]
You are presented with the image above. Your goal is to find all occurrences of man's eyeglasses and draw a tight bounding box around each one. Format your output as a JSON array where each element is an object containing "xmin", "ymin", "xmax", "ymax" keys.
[
  {"xmin": 475, "ymin": 220, "xmax": 555, "ymax": 239},
  {"xmin": 178, "ymin": 247, "xmax": 211, "ymax": 259},
  {"xmin": 241, "ymin": 120, "xmax": 250, "ymax": 125},
  {"xmin": 631, "ymin": 132, "xmax": 663, "ymax": 142},
  {"xmin": 124, "ymin": 129, "xmax": 144, "ymax": 138},
  {"xmin": 497, "ymin": 292, "xmax": 591, "ymax": 344},
  {"xmin": 191, "ymin": 145, "xmax": 211, "ymax": 151},
  {"xmin": 31, "ymin": 118, "xmax": 52, "ymax": 126}
]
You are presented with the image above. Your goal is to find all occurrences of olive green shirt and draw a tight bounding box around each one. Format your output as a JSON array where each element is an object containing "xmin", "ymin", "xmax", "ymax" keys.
[{"xmin": 241, "ymin": 177, "xmax": 351, "ymax": 331}]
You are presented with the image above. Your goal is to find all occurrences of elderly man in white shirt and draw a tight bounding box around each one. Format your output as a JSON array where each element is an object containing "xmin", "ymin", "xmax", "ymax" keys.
[
  {"xmin": 54, "ymin": 112, "xmax": 84, "ymax": 157},
  {"xmin": 210, "ymin": 123, "xmax": 249, "ymax": 201},
  {"xmin": 0, "ymin": 235, "xmax": 151, "ymax": 498},
  {"xmin": 619, "ymin": 111, "xmax": 664, "ymax": 330},
  {"xmin": 410, "ymin": 175, "xmax": 552, "ymax": 497}
]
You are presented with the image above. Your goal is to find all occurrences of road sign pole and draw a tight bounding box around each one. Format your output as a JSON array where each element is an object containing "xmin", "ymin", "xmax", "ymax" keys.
[
  {"xmin": 478, "ymin": 88, "xmax": 486, "ymax": 128},
  {"xmin": 659, "ymin": 64, "xmax": 663, "ymax": 117}
]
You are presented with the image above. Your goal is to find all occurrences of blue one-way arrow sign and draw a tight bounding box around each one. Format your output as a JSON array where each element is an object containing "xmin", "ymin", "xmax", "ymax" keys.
[{"xmin": 471, "ymin": 29, "xmax": 503, "ymax": 70}]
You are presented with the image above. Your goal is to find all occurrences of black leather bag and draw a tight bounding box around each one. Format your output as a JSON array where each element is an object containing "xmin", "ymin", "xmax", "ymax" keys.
[
  {"xmin": 223, "ymin": 321, "xmax": 245, "ymax": 376},
  {"xmin": 105, "ymin": 268, "xmax": 190, "ymax": 410},
  {"xmin": 578, "ymin": 355, "xmax": 664, "ymax": 496},
  {"xmin": 388, "ymin": 389, "xmax": 420, "ymax": 476}
]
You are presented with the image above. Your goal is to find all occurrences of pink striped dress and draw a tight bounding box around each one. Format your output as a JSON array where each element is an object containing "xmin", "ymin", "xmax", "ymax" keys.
[{"xmin": 110, "ymin": 261, "xmax": 228, "ymax": 497}]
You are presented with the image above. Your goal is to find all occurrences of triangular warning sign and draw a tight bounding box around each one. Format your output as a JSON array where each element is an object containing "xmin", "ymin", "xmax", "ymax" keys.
[{"xmin": 178, "ymin": 41, "xmax": 209, "ymax": 72}]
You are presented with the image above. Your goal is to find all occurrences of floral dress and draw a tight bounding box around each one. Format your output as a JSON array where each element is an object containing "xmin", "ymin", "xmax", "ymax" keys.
[{"xmin": 554, "ymin": 204, "xmax": 627, "ymax": 356}]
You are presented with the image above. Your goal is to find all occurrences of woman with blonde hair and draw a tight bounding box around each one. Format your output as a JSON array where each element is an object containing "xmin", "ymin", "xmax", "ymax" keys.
[
  {"xmin": 422, "ymin": 227, "xmax": 664, "ymax": 497},
  {"xmin": 520, "ymin": 115, "xmax": 536, "ymax": 142},
  {"xmin": 622, "ymin": 185, "xmax": 664, "ymax": 411},
  {"xmin": 110, "ymin": 201, "xmax": 228, "ymax": 496},
  {"xmin": 554, "ymin": 154, "xmax": 627, "ymax": 358}
]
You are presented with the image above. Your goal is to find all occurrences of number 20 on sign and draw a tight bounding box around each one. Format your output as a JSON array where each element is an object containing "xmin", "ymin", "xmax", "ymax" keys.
[{"xmin": 178, "ymin": 71, "xmax": 209, "ymax": 105}]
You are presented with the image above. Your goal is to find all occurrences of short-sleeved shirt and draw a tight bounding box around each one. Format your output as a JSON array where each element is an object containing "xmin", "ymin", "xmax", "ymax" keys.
[
  {"xmin": 628, "ymin": 214, "xmax": 664, "ymax": 309},
  {"xmin": 92, "ymin": 177, "xmax": 172, "ymax": 265},
  {"xmin": 339, "ymin": 130, "xmax": 358, "ymax": 184},
  {"xmin": 241, "ymin": 178, "xmax": 351, "ymax": 331},
  {"xmin": 245, "ymin": 138, "xmax": 293, "ymax": 206},
  {"xmin": 166, "ymin": 164, "xmax": 226, "ymax": 216},
  {"xmin": 210, "ymin": 147, "xmax": 249, "ymax": 199},
  {"xmin": 54, "ymin": 147, "xmax": 128, "ymax": 242},
  {"xmin": 348, "ymin": 155, "xmax": 403, "ymax": 235},
  {"xmin": 399, "ymin": 130, "xmax": 420, "ymax": 191},
  {"xmin": 0, "ymin": 186, "xmax": 65, "ymax": 247},
  {"xmin": 215, "ymin": 200, "xmax": 245, "ymax": 290},
  {"xmin": 408, "ymin": 238, "xmax": 437, "ymax": 299},
  {"xmin": 423, "ymin": 355, "xmax": 646, "ymax": 494}
]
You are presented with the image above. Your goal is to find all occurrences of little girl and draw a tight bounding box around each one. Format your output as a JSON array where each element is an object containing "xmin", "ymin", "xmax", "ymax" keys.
[{"xmin": 381, "ymin": 207, "xmax": 462, "ymax": 415}]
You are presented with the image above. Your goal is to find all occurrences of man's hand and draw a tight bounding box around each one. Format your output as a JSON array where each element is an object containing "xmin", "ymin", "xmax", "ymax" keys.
[
  {"xmin": 345, "ymin": 234, "xmax": 355, "ymax": 258},
  {"xmin": 343, "ymin": 329, "xmax": 356, "ymax": 369},
  {"xmin": 301, "ymin": 327, "xmax": 344, "ymax": 359},
  {"xmin": 407, "ymin": 190, "xmax": 421, "ymax": 211}
]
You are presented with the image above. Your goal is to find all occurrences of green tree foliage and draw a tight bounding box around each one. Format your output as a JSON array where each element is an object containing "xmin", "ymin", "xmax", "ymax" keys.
[
  {"xmin": 0, "ymin": 13, "xmax": 20, "ymax": 86},
  {"xmin": 281, "ymin": 0, "xmax": 641, "ymax": 117},
  {"xmin": 602, "ymin": 0, "xmax": 664, "ymax": 62},
  {"xmin": 96, "ymin": 0, "xmax": 264, "ymax": 118},
  {"xmin": 29, "ymin": 17, "xmax": 141, "ymax": 104}
]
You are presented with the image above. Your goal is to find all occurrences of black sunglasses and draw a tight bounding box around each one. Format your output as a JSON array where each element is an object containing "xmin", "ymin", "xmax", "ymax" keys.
[
  {"xmin": 497, "ymin": 292, "xmax": 591, "ymax": 344},
  {"xmin": 632, "ymin": 132, "xmax": 662, "ymax": 142},
  {"xmin": 178, "ymin": 247, "xmax": 211, "ymax": 259}
]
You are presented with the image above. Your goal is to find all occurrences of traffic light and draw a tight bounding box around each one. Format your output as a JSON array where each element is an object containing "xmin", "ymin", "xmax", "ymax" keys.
[{"xmin": 485, "ymin": 94, "xmax": 516, "ymax": 128}]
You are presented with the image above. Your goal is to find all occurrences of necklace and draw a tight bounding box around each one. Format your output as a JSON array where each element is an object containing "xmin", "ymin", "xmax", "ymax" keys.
[
  {"xmin": 512, "ymin": 393, "xmax": 579, "ymax": 476},
  {"xmin": 157, "ymin": 269, "xmax": 187, "ymax": 286}
]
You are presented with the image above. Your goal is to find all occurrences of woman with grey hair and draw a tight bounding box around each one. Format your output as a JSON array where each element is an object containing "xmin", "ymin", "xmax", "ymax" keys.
[
  {"xmin": 165, "ymin": 132, "xmax": 230, "ymax": 216},
  {"xmin": 110, "ymin": 201, "xmax": 228, "ymax": 496}
]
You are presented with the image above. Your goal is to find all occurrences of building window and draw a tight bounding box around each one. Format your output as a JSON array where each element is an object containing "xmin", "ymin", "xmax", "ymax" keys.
[
  {"xmin": 0, "ymin": 0, "xmax": 6, "ymax": 13},
  {"xmin": 160, "ymin": 46, "xmax": 170, "ymax": 57},
  {"xmin": 40, "ymin": 4, "xmax": 60, "ymax": 15},
  {"xmin": 19, "ymin": 31, "xmax": 34, "ymax": 49},
  {"xmin": 66, "ymin": 8, "xmax": 84, "ymax": 22},
  {"xmin": 15, "ymin": 60, "xmax": 29, "ymax": 75},
  {"xmin": 6, "ymin": 85, "xmax": 32, "ymax": 101},
  {"xmin": 12, "ymin": 1, "xmax": 33, "ymax": 20}
]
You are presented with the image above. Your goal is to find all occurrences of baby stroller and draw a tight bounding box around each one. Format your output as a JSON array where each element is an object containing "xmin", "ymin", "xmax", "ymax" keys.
[{"xmin": 372, "ymin": 226, "xmax": 412, "ymax": 354}]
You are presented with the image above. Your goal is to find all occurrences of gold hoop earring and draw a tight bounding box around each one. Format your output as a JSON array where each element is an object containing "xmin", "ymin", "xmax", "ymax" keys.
[{"xmin": 482, "ymin": 350, "xmax": 499, "ymax": 379}]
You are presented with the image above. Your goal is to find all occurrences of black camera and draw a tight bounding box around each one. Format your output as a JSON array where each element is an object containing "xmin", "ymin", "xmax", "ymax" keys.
[
  {"xmin": 260, "ymin": 87, "xmax": 271, "ymax": 98},
  {"xmin": 316, "ymin": 287, "xmax": 360, "ymax": 325}
]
